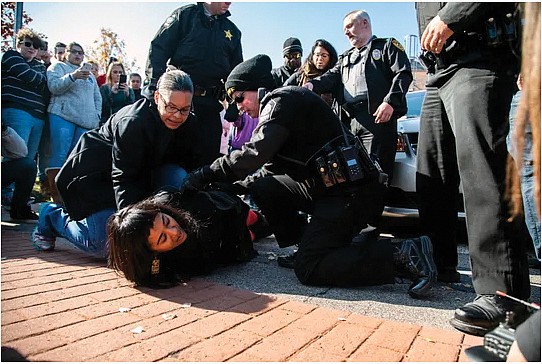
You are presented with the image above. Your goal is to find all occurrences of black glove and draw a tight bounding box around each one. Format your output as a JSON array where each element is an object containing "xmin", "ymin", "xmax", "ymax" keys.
[
  {"xmin": 224, "ymin": 102, "xmax": 240, "ymax": 123},
  {"xmin": 182, "ymin": 166, "xmax": 215, "ymax": 191}
]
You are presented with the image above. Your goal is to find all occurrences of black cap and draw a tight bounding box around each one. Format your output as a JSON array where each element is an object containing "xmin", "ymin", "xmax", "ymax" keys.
[
  {"xmin": 225, "ymin": 54, "xmax": 275, "ymax": 98},
  {"xmin": 283, "ymin": 37, "xmax": 302, "ymax": 56}
]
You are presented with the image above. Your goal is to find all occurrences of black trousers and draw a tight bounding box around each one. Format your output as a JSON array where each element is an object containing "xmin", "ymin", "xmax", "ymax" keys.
[
  {"xmin": 1, "ymin": 157, "xmax": 37, "ymax": 213},
  {"xmin": 351, "ymin": 107, "xmax": 397, "ymax": 227},
  {"xmin": 416, "ymin": 67, "xmax": 530, "ymax": 299},
  {"xmin": 193, "ymin": 97, "xmax": 224, "ymax": 165},
  {"xmin": 249, "ymin": 174, "xmax": 395, "ymax": 287}
]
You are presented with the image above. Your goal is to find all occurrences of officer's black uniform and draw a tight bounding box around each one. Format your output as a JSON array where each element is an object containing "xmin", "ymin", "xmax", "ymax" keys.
[
  {"xmin": 209, "ymin": 86, "xmax": 395, "ymax": 287},
  {"xmin": 415, "ymin": 2, "xmax": 531, "ymax": 335},
  {"xmin": 309, "ymin": 36, "xmax": 412, "ymax": 227},
  {"xmin": 145, "ymin": 3, "xmax": 243, "ymax": 164}
]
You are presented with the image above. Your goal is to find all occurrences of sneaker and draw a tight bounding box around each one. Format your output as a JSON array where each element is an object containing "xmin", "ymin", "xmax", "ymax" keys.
[
  {"xmin": 450, "ymin": 294, "xmax": 529, "ymax": 336},
  {"xmin": 31, "ymin": 228, "xmax": 55, "ymax": 251},
  {"xmin": 10, "ymin": 207, "xmax": 39, "ymax": 223}
]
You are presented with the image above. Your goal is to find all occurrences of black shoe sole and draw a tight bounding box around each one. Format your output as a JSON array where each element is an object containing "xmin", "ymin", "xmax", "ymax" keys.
[{"xmin": 449, "ymin": 317, "xmax": 492, "ymax": 337}]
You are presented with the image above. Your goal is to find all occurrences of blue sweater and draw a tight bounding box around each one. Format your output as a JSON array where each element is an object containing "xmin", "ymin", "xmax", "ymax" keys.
[{"xmin": 1, "ymin": 50, "xmax": 49, "ymax": 120}]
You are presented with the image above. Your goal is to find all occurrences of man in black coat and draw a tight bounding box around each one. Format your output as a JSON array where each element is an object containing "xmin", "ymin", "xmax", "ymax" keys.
[
  {"xmin": 145, "ymin": 2, "xmax": 243, "ymax": 165},
  {"xmin": 271, "ymin": 37, "xmax": 303, "ymax": 87},
  {"xmin": 183, "ymin": 54, "xmax": 437, "ymax": 298},
  {"xmin": 305, "ymin": 10, "xmax": 413, "ymax": 243},
  {"xmin": 415, "ymin": 2, "xmax": 531, "ymax": 336}
]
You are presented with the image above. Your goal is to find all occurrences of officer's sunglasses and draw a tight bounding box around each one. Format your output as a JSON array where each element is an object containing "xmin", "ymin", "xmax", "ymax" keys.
[{"xmin": 228, "ymin": 91, "xmax": 245, "ymax": 104}]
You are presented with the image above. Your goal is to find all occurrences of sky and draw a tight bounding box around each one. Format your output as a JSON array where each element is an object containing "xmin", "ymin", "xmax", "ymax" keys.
[{"xmin": 23, "ymin": 1, "xmax": 420, "ymax": 76}]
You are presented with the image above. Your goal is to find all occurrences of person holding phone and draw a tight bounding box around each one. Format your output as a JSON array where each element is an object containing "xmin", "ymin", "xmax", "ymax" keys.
[
  {"xmin": 100, "ymin": 61, "xmax": 135, "ymax": 124},
  {"xmin": 45, "ymin": 42, "xmax": 102, "ymax": 204}
]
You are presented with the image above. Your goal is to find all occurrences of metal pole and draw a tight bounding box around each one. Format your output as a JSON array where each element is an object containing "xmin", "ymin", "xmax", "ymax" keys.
[{"xmin": 13, "ymin": 2, "xmax": 23, "ymax": 48}]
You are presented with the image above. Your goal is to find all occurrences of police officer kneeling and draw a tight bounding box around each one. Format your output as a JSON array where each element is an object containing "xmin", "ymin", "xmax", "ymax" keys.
[{"xmin": 183, "ymin": 54, "xmax": 437, "ymax": 298}]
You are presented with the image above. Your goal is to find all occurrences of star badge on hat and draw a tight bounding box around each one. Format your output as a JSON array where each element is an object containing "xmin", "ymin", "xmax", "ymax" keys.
[{"xmin": 224, "ymin": 29, "xmax": 233, "ymax": 41}]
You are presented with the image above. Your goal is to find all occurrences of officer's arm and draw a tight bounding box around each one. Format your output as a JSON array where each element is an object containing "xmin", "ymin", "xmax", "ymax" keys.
[
  {"xmin": 383, "ymin": 39, "xmax": 413, "ymax": 117},
  {"xmin": 209, "ymin": 123, "xmax": 289, "ymax": 182},
  {"xmin": 145, "ymin": 8, "xmax": 184, "ymax": 82},
  {"xmin": 438, "ymin": 3, "xmax": 487, "ymax": 33},
  {"xmin": 308, "ymin": 59, "xmax": 342, "ymax": 94}
]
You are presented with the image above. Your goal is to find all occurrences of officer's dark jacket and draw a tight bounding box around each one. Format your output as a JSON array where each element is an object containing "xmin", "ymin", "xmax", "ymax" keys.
[
  {"xmin": 209, "ymin": 86, "xmax": 346, "ymax": 184},
  {"xmin": 145, "ymin": 3, "xmax": 243, "ymax": 87},
  {"xmin": 309, "ymin": 37, "xmax": 412, "ymax": 119},
  {"xmin": 416, "ymin": 3, "xmax": 519, "ymax": 76},
  {"xmin": 56, "ymin": 98, "xmax": 203, "ymax": 221}
]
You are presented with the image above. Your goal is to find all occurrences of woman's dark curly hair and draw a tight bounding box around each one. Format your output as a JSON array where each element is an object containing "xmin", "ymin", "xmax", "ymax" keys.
[
  {"xmin": 298, "ymin": 39, "xmax": 338, "ymax": 85},
  {"xmin": 106, "ymin": 192, "xmax": 199, "ymax": 285}
]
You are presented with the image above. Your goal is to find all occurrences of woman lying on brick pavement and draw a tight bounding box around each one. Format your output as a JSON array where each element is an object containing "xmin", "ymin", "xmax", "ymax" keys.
[
  {"xmin": 31, "ymin": 69, "xmax": 204, "ymax": 258},
  {"xmin": 107, "ymin": 186, "xmax": 266, "ymax": 287}
]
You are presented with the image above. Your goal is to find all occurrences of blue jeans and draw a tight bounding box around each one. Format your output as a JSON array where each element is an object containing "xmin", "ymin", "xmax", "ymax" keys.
[
  {"xmin": 1, "ymin": 108, "xmax": 44, "ymax": 161},
  {"xmin": 152, "ymin": 163, "xmax": 188, "ymax": 190},
  {"xmin": 47, "ymin": 114, "xmax": 88, "ymax": 168},
  {"xmin": 38, "ymin": 203, "xmax": 115, "ymax": 258},
  {"xmin": 508, "ymin": 91, "xmax": 541, "ymax": 260}
]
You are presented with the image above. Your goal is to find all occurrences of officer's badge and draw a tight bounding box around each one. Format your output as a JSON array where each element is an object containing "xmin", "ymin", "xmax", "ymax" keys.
[
  {"xmin": 372, "ymin": 49, "xmax": 382, "ymax": 61},
  {"xmin": 224, "ymin": 30, "xmax": 233, "ymax": 41},
  {"xmin": 260, "ymin": 99, "xmax": 276, "ymax": 119},
  {"xmin": 391, "ymin": 39, "xmax": 405, "ymax": 52}
]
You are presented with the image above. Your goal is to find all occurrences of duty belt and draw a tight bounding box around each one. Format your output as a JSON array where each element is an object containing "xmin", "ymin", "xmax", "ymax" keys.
[
  {"xmin": 194, "ymin": 85, "xmax": 225, "ymax": 100},
  {"xmin": 342, "ymin": 99, "xmax": 368, "ymax": 117}
]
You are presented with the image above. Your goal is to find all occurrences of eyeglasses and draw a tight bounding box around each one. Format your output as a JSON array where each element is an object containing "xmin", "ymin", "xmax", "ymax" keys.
[
  {"xmin": 68, "ymin": 49, "xmax": 85, "ymax": 55},
  {"xmin": 285, "ymin": 53, "xmax": 302, "ymax": 60},
  {"xmin": 159, "ymin": 93, "xmax": 191, "ymax": 116},
  {"xmin": 228, "ymin": 91, "xmax": 245, "ymax": 104},
  {"xmin": 313, "ymin": 53, "xmax": 330, "ymax": 59},
  {"xmin": 19, "ymin": 41, "xmax": 38, "ymax": 49}
]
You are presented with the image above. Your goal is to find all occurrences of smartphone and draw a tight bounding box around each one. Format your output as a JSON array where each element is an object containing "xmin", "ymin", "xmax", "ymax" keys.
[
  {"xmin": 118, "ymin": 74, "xmax": 127, "ymax": 85},
  {"xmin": 80, "ymin": 63, "xmax": 92, "ymax": 72}
]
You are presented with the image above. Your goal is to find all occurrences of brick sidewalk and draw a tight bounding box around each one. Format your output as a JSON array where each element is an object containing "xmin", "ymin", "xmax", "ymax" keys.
[{"xmin": 1, "ymin": 226, "xmax": 482, "ymax": 362}]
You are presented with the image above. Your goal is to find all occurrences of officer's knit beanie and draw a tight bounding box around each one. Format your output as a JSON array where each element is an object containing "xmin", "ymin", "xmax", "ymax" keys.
[
  {"xmin": 225, "ymin": 54, "xmax": 275, "ymax": 96},
  {"xmin": 282, "ymin": 37, "xmax": 303, "ymax": 56}
]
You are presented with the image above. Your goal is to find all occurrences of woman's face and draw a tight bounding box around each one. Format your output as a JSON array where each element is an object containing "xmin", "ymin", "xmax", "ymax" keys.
[
  {"xmin": 154, "ymin": 90, "xmax": 193, "ymax": 129},
  {"xmin": 67, "ymin": 45, "xmax": 85, "ymax": 66},
  {"xmin": 110, "ymin": 65, "xmax": 123, "ymax": 83},
  {"xmin": 17, "ymin": 37, "xmax": 38, "ymax": 61},
  {"xmin": 147, "ymin": 212, "xmax": 187, "ymax": 253},
  {"xmin": 312, "ymin": 46, "xmax": 331, "ymax": 70}
]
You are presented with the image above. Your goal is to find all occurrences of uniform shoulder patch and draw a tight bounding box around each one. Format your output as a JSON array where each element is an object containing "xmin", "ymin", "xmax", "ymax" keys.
[
  {"xmin": 260, "ymin": 98, "xmax": 276, "ymax": 120},
  {"xmin": 162, "ymin": 14, "xmax": 176, "ymax": 29},
  {"xmin": 391, "ymin": 38, "xmax": 405, "ymax": 52}
]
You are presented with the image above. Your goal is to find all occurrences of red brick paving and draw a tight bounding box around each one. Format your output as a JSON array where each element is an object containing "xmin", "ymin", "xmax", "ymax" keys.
[{"xmin": 1, "ymin": 227, "xmax": 483, "ymax": 362}]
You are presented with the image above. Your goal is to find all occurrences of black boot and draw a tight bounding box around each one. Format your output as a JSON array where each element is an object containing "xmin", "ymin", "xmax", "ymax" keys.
[
  {"xmin": 450, "ymin": 294, "xmax": 530, "ymax": 336},
  {"xmin": 392, "ymin": 236, "xmax": 437, "ymax": 298}
]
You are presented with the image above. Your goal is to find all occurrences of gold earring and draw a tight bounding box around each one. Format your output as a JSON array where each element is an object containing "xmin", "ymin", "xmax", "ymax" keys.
[{"xmin": 151, "ymin": 256, "xmax": 160, "ymax": 275}]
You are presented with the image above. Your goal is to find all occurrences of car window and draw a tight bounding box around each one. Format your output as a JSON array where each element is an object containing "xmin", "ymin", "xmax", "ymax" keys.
[{"xmin": 406, "ymin": 91, "xmax": 426, "ymax": 118}]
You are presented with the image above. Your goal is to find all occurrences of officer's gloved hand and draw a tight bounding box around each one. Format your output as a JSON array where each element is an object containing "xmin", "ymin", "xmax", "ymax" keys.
[
  {"xmin": 182, "ymin": 166, "xmax": 215, "ymax": 191},
  {"xmin": 224, "ymin": 102, "xmax": 240, "ymax": 123}
]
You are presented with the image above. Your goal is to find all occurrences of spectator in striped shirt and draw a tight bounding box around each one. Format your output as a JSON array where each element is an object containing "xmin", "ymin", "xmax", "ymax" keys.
[{"xmin": 1, "ymin": 28, "xmax": 50, "ymax": 162}]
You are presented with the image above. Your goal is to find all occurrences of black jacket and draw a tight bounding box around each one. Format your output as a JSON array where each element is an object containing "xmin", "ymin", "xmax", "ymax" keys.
[
  {"xmin": 145, "ymin": 3, "xmax": 243, "ymax": 87},
  {"xmin": 56, "ymin": 98, "xmax": 204, "ymax": 220},
  {"xmin": 271, "ymin": 65, "xmax": 295, "ymax": 89},
  {"xmin": 309, "ymin": 37, "xmax": 412, "ymax": 119},
  {"xmin": 209, "ymin": 86, "xmax": 348, "ymax": 185}
]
